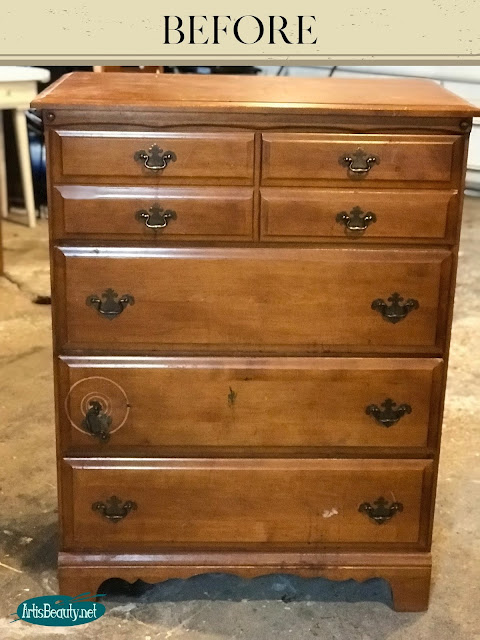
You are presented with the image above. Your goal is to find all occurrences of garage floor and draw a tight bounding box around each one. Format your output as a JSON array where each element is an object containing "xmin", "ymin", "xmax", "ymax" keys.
[{"xmin": 0, "ymin": 200, "xmax": 479, "ymax": 639}]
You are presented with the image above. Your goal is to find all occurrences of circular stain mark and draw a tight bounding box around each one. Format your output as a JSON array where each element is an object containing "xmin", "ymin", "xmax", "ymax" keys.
[{"xmin": 65, "ymin": 376, "xmax": 130, "ymax": 436}]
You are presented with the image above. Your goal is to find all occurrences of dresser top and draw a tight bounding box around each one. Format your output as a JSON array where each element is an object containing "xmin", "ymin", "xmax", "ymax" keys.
[{"xmin": 32, "ymin": 72, "xmax": 480, "ymax": 118}]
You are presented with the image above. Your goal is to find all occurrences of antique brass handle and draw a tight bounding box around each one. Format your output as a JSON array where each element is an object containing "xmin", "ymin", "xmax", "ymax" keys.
[
  {"xmin": 86, "ymin": 288, "xmax": 135, "ymax": 320},
  {"xmin": 366, "ymin": 398, "xmax": 412, "ymax": 428},
  {"xmin": 335, "ymin": 206, "xmax": 377, "ymax": 235},
  {"xmin": 82, "ymin": 400, "xmax": 111, "ymax": 442},
  {"xmin": 134, "ymin": 144, "xmax": 177, "ymax": 171},
  {"xmin": 340, "ymin": 148, "xmax": 379, "ymax": 175},
  {"xmin": 135, "ymin": 205, "xmax": 176, "ymax": 229},
  {"xmin": 371, "ymin": 292, "xmax": 419, "ymax": 324},
  {"xmin": 92, "ymin": 496, "xmax": 137, "ymax": 522},
  {"xmin": 359, "ymin": 497, "xmax": 403, "ymax": 525}
]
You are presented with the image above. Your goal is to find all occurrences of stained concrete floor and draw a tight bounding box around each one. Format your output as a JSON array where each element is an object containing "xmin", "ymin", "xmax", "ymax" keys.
[{"xmin": 0, "ymin": 201, "xmax": 479, "ymax": 639}]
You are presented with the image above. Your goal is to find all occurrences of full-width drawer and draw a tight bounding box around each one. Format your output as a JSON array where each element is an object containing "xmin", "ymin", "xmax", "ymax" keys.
[
  {"xmin": 51, "ymin": 186, "xmax": 255, "ymax": 241},
  {"xmin": 261, "ymin": 134, "xmax": 463, "ymax": 186},
  {"xmin": 62, "ymin": 458, "xmax": 433, "ymax": 549},
  {"xmin": 55, "ymin": 246, "xmax": 451, "ymax": 354},
  {"xmin": 59, "ymin": 357, "xmax": 443, "ymax": 453},
  {"xmin": 260, "ymin": 189, "xmax": 459, "ymax": 243},
  {"xmin": 50, "ymin": 130, "xmax": 255, "ymax": 184}
]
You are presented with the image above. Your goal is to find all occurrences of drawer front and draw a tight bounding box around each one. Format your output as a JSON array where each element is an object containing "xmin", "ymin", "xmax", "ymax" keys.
[
  {"xmin": 260, "ymin": 189, "xmax": 458, "ymax": 243},
  {"xmin": 51, "ymin": 186, "xmax": 254, "ymax": 241},
  {"xmin": 60, "ymin": 357, "xmax": 442, "ymax": 452},
  {"xmin": 63, "ymin": 458, "xmax": 432, "ymax": 548},
  {"xmin": 262, "ymin": 134, "xmax": 462, "ymax": 186},
  {"xmin": 56, "ymin": 247, "xmax": 451, "ymax": 354},
  {"xmin": 51, "ymin": 130, "xmax": 255, "ymax": 183}
]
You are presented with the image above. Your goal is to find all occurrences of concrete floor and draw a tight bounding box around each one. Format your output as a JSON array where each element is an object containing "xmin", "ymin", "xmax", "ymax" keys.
[{"xmin": 0, "ymin": 203, "xmax": 479, "ymax": 640}]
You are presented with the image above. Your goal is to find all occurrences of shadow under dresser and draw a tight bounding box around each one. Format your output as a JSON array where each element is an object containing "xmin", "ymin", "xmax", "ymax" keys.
[{"xmin": 32, "ymin": 72, "xmax": 480, "ymax": 611}]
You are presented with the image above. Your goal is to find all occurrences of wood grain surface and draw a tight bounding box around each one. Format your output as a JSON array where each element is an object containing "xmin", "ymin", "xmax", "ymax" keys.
[
  {"xmin": 32, "ymin": 73, "xmax": 480, "ymax": 118},
  {"xmin": 62, "ymin": 457, "xmax": 433, "ymax": 548},
  {"xmin": 51, "ymin": 185, "xmax": 255, "ymax": 241},
  {"xmin": 55, "ymin": 246, "xmax": 452, "ymax": 354},
  {"xmin": 59, "ymin": 356, "xmax": 443, "ymax": 452}
]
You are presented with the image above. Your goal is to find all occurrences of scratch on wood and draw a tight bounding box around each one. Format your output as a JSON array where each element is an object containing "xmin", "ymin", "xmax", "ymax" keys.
[
  {"xmin": 228, "ymin": 386, "xmax": 237, "ymax": 407},
  {"xmin": 322, "ymin": 507, "xmax": 339, "ymax": 518}
]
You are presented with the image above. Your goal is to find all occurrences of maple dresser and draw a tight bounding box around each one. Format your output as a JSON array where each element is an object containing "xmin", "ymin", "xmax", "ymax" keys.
[{"xmin": 32, "ymin": 73, "xmax": 479, "ymax": 611}]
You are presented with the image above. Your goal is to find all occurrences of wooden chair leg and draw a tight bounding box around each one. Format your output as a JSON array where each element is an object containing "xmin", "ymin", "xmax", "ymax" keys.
[
  {"xmin": 0, "ymin": 110, "xmax": 8, "ymax": 219},
  {"xmin": 13, "ymin": 108, "xmax": 36, "ymax": 228}
]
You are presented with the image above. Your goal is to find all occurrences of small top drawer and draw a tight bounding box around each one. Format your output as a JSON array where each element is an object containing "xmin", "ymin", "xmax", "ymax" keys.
[
  {"xmin": 51, "ymin": 130, "xmax": 255, "ymax": 184},
  {"xmin": 262, "ymin": 133, "xmax": 462, "ymax": 186},
  {"xmin": 51, "ymin": 186, "xmax": 254, "ymax": 241},
  {"xmin": 260, "ymin": 188, "xmax": 459, "ymax": 243}
]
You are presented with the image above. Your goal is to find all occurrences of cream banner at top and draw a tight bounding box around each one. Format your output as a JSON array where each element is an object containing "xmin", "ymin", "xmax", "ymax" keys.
[{"xmin": 1, "ymin": 0, "xmax": 479, "ymax": 62}]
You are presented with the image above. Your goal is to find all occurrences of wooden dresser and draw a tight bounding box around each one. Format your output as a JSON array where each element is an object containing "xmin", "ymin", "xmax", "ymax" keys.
[{"xmin": 32, "ymin": 73, "xmax": 479, "ymax": 611}]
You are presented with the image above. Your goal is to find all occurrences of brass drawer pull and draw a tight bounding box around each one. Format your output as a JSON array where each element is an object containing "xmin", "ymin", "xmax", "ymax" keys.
[
  {"xmin": 371, "ymin": 292, "xmax": 419, "ymax": 324},
  {"xmin": 82, "ymin": 400, "xmax": 112, "ymax": 442},
  {"xmin": 92, "ymin": 496, "xmax": 137, "ymax": 522},
  {"xmin": 335, "ymin": 206, "xmax": 377, "ymax": 235},
  {"xmin": 135, "ymin": 205, "xmax": 176, "ymax": 229},
  {"xmin": 366, "ymin": 398, "xmax": 412, "ymax": 428},
  {"xmin": 134, "ymin": 144, "xmax": 177, "ymax": 171},
  {"xmin": 359, "ymin": 497, "xmax": 403, "ymax": 525},
  {"xmin": 340, "ymin": 148, "xmax": 379, "ymax": 175},
  {"xmin": 86, "ymin": 288, "xmax": 135, "ymax": 320}
]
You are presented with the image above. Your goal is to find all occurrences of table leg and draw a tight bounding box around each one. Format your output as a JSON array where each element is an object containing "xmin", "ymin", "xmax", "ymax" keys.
[
  {"xmin": 0, "ymin": 111, "xmax": 8, "ymax": 219},
  {"xmin": 14, "ymin": 108, "xmax": 36, "ymax": 228}
]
